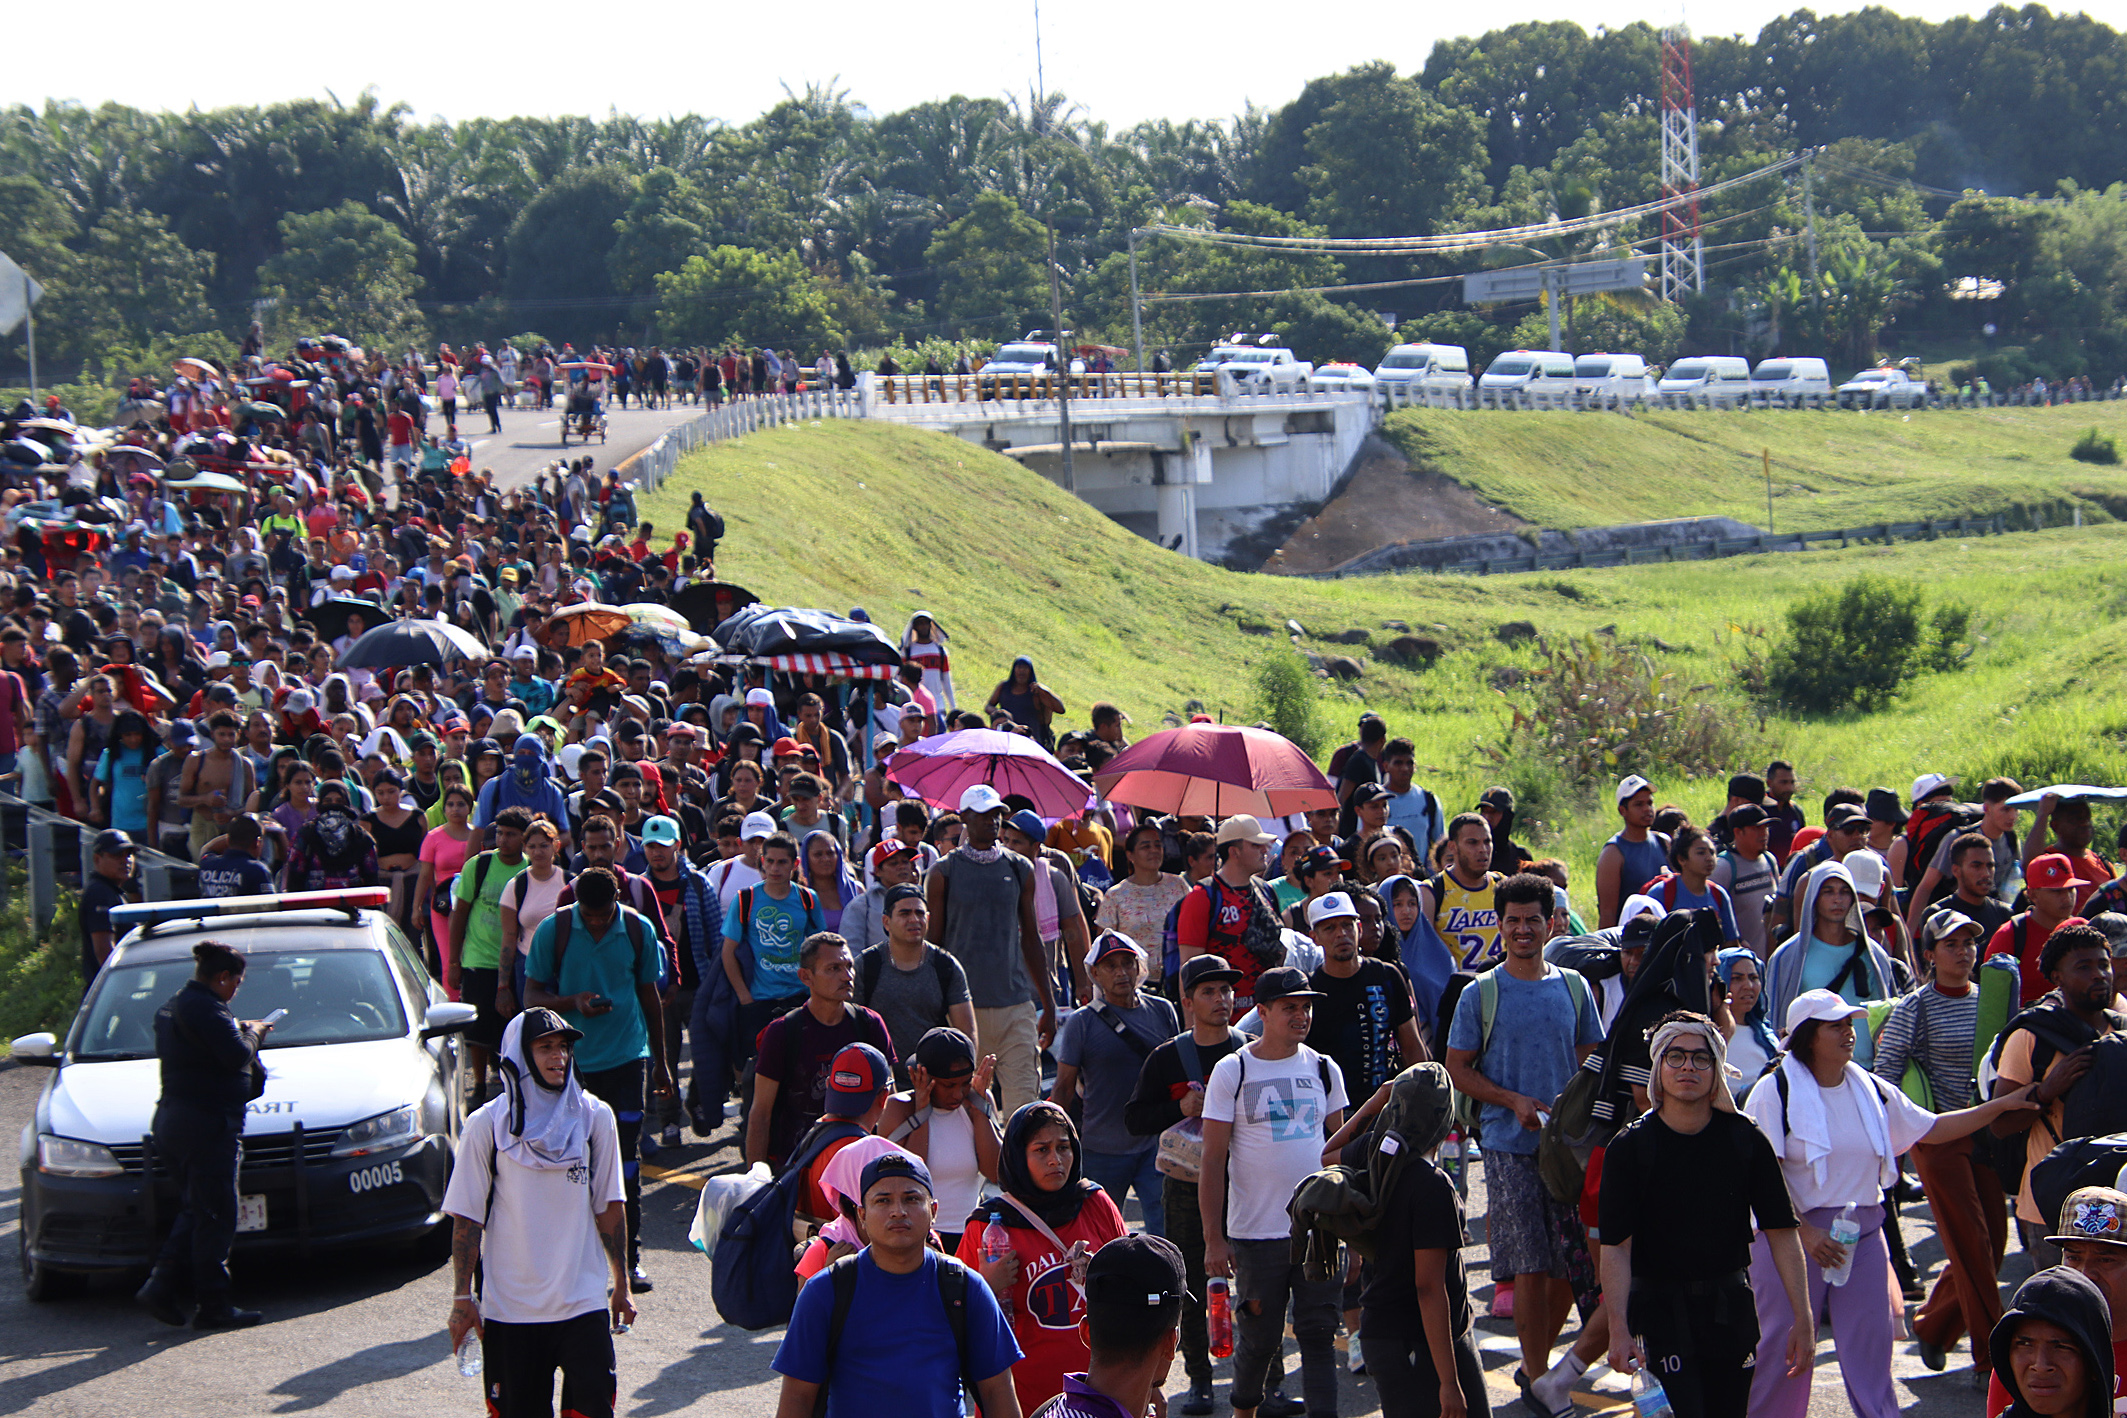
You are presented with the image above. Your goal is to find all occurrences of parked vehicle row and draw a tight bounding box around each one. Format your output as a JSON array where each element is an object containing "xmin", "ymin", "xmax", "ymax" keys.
[{"xmin": 1361, "ymin": 344, "xmax": 1931, "ymax": 407}]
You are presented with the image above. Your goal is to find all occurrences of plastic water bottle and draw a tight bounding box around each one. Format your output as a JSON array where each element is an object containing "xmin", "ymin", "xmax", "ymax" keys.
[
  {"xmin": 983, "ymin": 1219, "xmax": 1015, "ymax": 1319},
  {"xmin": 455, "ymin": 1335, "xmax": 483, "ymax": 1379},
  {"xmin": 1207, "ymin": 1277, "xmax": 1234, "ymax": 1359},
  {"xmin": 1630, "ymin": 1367, "xmax": 1675, "ymax": 1418},
  {"xmin": 1440, "ymin": 1131, "xmax": 1465, "ymax": 1192},
  {"xmin": 1824, "ymin": 1204, "xmax": 1862, "ymax": 1287}
]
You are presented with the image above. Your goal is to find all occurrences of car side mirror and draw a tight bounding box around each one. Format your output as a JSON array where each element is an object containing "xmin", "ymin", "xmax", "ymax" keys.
[
  {"xmin": 10, "ymin": 1032, "xmax": 59, "ymax": 1065},
  {"xmin": 421, "ymin": 1003, "xmax": 478, "ymax": 1040}
]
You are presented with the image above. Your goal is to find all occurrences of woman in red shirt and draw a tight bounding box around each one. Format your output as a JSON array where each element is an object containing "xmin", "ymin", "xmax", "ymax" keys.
[{"xmin": 956, "ymin": 1101, "xmax": 1126, "ymax": 1414}]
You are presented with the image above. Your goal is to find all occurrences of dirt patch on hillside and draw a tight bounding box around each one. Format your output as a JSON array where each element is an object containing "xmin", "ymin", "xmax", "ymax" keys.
[{"xmin": 1265, "ymin": 442, "xmax": 1529, "ymax": 574}]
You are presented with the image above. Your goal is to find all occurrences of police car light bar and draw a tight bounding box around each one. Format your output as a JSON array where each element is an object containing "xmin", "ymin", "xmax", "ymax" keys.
[{"xmin": 112, "ymin": 888, "xmax": 394, "ymax": 934}]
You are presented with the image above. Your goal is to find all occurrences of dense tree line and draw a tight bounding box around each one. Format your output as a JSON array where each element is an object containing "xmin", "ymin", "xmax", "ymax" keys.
[{"xmin": 5, "ymin": 6, "xmax": 2127, "ymax": 389}]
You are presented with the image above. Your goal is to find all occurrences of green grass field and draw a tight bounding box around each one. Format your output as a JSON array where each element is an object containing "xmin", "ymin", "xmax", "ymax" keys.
[
  {"xmin": 639, "ymin": 418, "xmax": 2127, "ymax": 892},
  {"xmin": 1381, "ymin": 401, "xmax": 2127, "ymax": 534}
]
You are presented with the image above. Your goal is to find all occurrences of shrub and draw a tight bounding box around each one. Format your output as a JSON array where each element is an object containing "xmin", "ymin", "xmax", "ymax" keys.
[
  {"xmin": 0, "ymin": 883, "xmax": 82, "ymax": 1045},
  {"xmin": 1483, "ymin": 633, "xmax": 1755, "ymax": 793},
  {"xmin": 2073, "ymin": 429, "xmax": 2121, "ymax": 465},
  {"xmin": 1252, "ymin": 647, "xmax": 1327, "ymax": 759},
  {"xmin": 1765, "ymin": 574, "xmax": 1971, "ymax": 714}
]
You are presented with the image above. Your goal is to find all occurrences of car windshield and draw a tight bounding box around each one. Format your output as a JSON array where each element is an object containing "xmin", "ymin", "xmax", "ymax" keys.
[
  {"xmin": 1666, "ymin": 360, "xmax": 1709, "ymax": 381},
  {"xmin": 992, "ymin": 344, "xmax": 1050, "ymax": 364},
  {"xmin": 1229, "ymin": 350, "xmax": 1275, "ymax": 363},
  {"xmin": 1755, "ymin": 362, "xmax": 1792, "ymax": 380},
  {"xmin": 1379, "ymin": 350, "xmax": 1427, "ymax": 369},
  {"xmin": 1575, "ymin": 357, "xmax": 1614, "ymax": 376},
  {"xmin": 74, "ymin": 950, "xmax": 408, "ymax": 1060},
  {"xmin": 1851, "ymin": 370, "xmax": 1893, "ymax": 382},
  {"xmin": 1489, "ymin": 357, "xmax": 1532, "ymax": 376}
]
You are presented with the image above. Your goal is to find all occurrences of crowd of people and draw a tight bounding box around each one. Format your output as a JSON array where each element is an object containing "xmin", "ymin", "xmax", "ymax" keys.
[{"xmin": 18, "ymin": 336, "xmax": 2127, "ymax": 1418}]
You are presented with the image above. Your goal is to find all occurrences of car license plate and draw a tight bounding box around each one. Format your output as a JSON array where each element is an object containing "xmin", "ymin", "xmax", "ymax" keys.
[{"xmin": 236, "ymin": 1194, "xmax": 267, "ymax": 1233}]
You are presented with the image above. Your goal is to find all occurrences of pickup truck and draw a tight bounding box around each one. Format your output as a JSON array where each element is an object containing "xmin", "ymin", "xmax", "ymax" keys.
[
  {"xmin": 1217, "ymin": 346, "xmax": 1314, "ymax": 394},
  {"xmin": 1837, "ymin": 366, "xmax": 1929, "ymax": 409}
]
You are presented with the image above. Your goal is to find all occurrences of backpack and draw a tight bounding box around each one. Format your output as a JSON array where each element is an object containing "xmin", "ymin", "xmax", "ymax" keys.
[
  {"xmin": 2029, "ymin": 1134, "xmax": 2127, "ymax": 1245},
  {"xmin": 1287, "ymin": 1062, "xmax": 1452, "ymax": 1279},
  {"xmin": 1184, "ymin": 873, "xmax": 1284, "ymax": 981},
  {"xmin": 544, "ymin": 903, "xmax": 659, "ymax": 993},
  {"xmin": 816, "ymin": 1252, "xmax": 973, "ymax": 1416},
  {"xmin": 711, "ymin": 1116, "xmax": 868, "ymax": 1330},
  {"xmin": 856, "ymin": 943, "xmax": 959, "ymax": 1010},
  {"xmin": 1902, "ymin": 801, "xmax": 1987, "ymax": 896},
  {"xmin": 2001, "ymin": 1006, "xmax": 2127, "ymax": 1145}
]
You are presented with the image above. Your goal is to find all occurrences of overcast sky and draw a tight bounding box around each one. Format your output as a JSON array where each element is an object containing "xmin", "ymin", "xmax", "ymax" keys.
[{"xmin": 25, "ymin": 0, "xmax": 2081, "ymax": 130}]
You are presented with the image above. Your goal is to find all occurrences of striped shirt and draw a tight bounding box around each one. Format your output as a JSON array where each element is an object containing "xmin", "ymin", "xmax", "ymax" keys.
[{"xmin": 1872, "ymin": 983, "xmax": 1980, "ymax": 1110}]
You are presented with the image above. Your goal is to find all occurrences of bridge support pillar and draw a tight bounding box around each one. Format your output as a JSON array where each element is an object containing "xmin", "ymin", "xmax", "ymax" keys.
[{"xmin": 1157, "ymin": 482, "xmax": 1198, "ymax": 560}]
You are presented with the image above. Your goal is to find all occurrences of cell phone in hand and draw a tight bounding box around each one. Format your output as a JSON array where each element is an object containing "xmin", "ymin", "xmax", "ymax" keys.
[{"xmin": 261, "ymin": 1008, "xmax": 288, "ymax": 1027}]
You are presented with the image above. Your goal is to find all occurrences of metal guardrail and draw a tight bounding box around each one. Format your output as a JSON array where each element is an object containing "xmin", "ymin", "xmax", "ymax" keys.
[
  {"xmin": 1308, "ymin": 513, "xmax": 2028, "ymax": 580},
  {"xmin": 616, "ymin": 389, "xmax": 861, "ymax": 495},
  {"xmin": 0, "ymin": 791, "xmax": 200, "ymax": 929}
]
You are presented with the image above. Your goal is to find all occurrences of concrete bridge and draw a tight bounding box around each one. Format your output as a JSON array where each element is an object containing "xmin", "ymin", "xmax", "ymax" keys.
[{"xmin": 858, "ymin": 373, "xmax": 1375, "ymax": 562}]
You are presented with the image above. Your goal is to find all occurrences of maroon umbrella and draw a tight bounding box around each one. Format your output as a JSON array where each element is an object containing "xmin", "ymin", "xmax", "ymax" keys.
[{"xmin": 1091, "ymin": 724, "xmax": 1336, "ymax": 818}]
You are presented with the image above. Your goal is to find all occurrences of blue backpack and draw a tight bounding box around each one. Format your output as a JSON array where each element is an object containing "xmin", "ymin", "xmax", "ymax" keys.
[{"xmin": 711, "ymin": 1116, "xmax": 866, "ymax": 1331}]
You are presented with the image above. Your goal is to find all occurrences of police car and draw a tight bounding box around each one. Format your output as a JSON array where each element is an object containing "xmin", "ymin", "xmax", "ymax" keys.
[{"xmin": 13, "ymin": 888, "xmax": 476, "ymax": 1298}]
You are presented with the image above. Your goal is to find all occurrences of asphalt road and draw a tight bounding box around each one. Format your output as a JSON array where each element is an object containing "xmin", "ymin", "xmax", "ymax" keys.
[
  {"xmin": 1, "ymin": 1039, "xmax": 2018, "ymax": 1418},
  {"xmin": 452, "ymin": 397, "xmax": 706, "ymax": 494}
]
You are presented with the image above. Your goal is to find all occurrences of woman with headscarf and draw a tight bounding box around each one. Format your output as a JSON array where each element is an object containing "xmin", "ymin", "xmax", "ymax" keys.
[
  {"xmin": 955, "ymin": 1100, "xmax": 1125, "ymax": 1415},
  {"xmin": 799, "ymin": 829, "xmax": 864, "ymax": 934},
  {"xmin": 899, "ymin": 612, "xmax": 956, "ymax": 710},
  {"xmin": 1378, "ymin": 872, "xmax": 1457, "ymax": 1032},
  {"xmin": 986, "ymin": 656, "xmax": 1063, "ymax": 750},
  {"xmin": 1765, "ymin": 860, "xmax": 1900, "ymax": 1067},
  {"xmin": 282, "ymin": 779, "xmax": 379, "ymax": 891},
  {"xmin": 1739, "ymin": 988, "xmax": 2040, "ymax": 1418},
  {"xmin": 1714, "ymin": 946, "xmax": 1778, "ymax": 1086}
]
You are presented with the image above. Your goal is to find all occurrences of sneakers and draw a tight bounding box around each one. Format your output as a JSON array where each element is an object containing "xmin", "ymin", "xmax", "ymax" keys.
[
  {"xmin": 661, "ymin": 1125, "xmax": 681, "ymax": 1151},
  {"xmin": 629, "ymin": 1265, "xmax": 654, "ymax": 1294}
]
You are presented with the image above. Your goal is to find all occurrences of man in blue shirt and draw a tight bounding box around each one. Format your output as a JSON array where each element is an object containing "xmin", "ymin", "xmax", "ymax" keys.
[
  {"xmin": 773, "ymin": 1153, "xmax": 1022, "ymax": 1418},
  {"xmin": 524, "ymin": 866, "xmax": 671, "ymax": 1295}
]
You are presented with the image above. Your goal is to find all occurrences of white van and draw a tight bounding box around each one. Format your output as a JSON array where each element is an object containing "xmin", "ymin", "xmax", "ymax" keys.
[
  {"xmin": 1657, "ymin": 355, "xmax": 1754, "ymax": 402},
  {"xmin": 1373, "ymin": 342, "xmax": 1473, "ymax": 397},
  {"xmin": 1479, "ymin": 350, "xmax": 1577, "ymax": 399},
  {"xmin": 1574, "ymin": 352, "xmax": 1654, "ymax": 400},
  {"xmin": 1750, "ymin": 357, "xmax": 1833, "ymax": 404}
]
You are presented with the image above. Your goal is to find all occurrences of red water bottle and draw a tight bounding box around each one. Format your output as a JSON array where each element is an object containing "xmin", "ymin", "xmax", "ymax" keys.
[{"xmin": 1207, "ymin": 1277, "xmax": 1234, "ymax": 1358}]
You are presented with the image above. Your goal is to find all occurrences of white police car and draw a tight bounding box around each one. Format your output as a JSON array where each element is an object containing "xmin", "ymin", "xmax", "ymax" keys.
[{"xmin": 13, "ymin": 888, "xmax": 476, "ymax": 1298}]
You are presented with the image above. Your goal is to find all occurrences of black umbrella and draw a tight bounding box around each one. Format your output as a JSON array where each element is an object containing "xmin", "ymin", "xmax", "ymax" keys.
[
  {"xmin": 667, "ymin": 579, "xmax": 760, "ymax": 634},
  {"xmin": 336, "ymin": 618, "xmax": 487, "ymax": 670},
  {"xmin": 711, "ymin": 604, "xmax": 900, "ymax": 664},
  {"xmin": 306, "ymin": 597, "xmax": 387, "ymax": 643}
]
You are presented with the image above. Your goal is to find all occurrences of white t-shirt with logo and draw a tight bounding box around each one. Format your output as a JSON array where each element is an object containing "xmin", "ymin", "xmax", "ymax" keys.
[
  {"xmin": 441, "ymin": 1095, "xmax": 623, "ymax": 1324},
  {"xmin": 1203, "ymin": 1042, "xmax": 1348, "ymax": 1240}
]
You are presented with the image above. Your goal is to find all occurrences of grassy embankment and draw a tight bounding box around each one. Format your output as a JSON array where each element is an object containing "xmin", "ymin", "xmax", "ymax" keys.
[
  {"xmin": 1381, "ymin": 401, "xmax": 2127, "ymax": 534},
  {"xmin": 637, "ymin": 417, "xmax": 2127, "ymax": 892}
]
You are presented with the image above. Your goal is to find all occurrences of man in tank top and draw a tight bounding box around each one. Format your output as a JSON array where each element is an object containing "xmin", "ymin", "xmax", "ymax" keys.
[{"xmin": 1596, "ymin": 775, "xmax": 1671, "ymax": 928}]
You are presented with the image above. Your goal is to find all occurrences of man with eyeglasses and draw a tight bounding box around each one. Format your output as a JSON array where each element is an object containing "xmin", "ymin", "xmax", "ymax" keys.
[{"xmin": 1598, "ymin": 1012, "xmax": 1811, "ymax": 1418}]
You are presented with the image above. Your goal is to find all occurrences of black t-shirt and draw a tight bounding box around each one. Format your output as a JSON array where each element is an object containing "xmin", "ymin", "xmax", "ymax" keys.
[
  {"xmin": 80, "ymin": 873, "xmax": 131, "ymax": 970},
  {"xmin": 1360, "ymin": 1153, "xmax": 1471, "ymax": 1327},
  {"xmin": 1947, "ymin": 892, "xmax": 2013, "ymax": 941},
  {"xmin": 1332, "ymin": 742, "xmax": 1380, "ymax": 837},
  {"xmin": 1598, "ymin": 1110, "xmax": 1795, "ymax": 1281},
  {"xmin": 1307, "ymin": 959, "xmax": 1415, "ymax": 1099},
  {"xmin": 1123, "ymin": 1029, "xmax": 1247, "ymax": 1137}
]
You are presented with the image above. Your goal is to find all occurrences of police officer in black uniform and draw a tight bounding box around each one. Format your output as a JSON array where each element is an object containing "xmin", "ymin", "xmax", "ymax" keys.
[{"xmin": 137, "ymin": 940, "xmax": 270, "ymax": 1329}]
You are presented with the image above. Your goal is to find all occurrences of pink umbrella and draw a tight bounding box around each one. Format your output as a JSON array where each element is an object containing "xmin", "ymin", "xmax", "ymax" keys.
[
  {"xmin": 886, "ymin": 728, "xmax": 1094, "ymax": 818},
  {"xmin": 1092, "ymin": 724, "xmax": 1336, "ymax": 818}
]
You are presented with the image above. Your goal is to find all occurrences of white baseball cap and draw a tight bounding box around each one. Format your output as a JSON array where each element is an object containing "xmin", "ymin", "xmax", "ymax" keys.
[
  {"xmin": 745, "ymin": 688, "xmax": 774, "ymax": 707},
  {"xmin": 741, "ymin": 810, "xmax": 779, "ymax": 840},
  {"xmin": 1616, "ymin": 774, "xmax": 1653, "ymax": 806},
  {"xmin": 1619, "ymin": 894, "xmax": 1667, "ymax": 928},
  {"xmin": 1844, "ymin": 849, "xmax": 1889, "ymax": 899},
  {"xmin": 1214, "ymin": 814, "xmax": 1277, "ymax": 847},
  {"xmin": 1786, "ymin": 988, "xmax": 1866, "ymax": 1032},
  {"xmin": 959, "ymin": 784, "xmax": 1006, "ymax": 815},
  {"xmin": 1911, "ymin": 772, "xmax": 1955, "ymax": 803},
  {"xmin": 1306, "ymin": 891, "xmax": 1360, "ymax": 927}
]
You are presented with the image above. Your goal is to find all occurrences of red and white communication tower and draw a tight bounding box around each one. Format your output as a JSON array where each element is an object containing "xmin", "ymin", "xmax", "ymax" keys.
[{"xmin": 1659, "ymin": 26, "xmax": 1704, "ymax": 300}]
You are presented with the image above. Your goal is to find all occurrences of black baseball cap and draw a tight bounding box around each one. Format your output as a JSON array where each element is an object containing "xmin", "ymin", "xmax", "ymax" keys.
[
  {"xmin": 92, "ymin": 829, "xmax": 137, "ymax": 856},
  {"xmin": 1180, "ymin": 955, "xmax": 1244, "ymax": 992},
  {"xmin": 1296, "ymin": 845, "xmax": 1351, "ymax": 880},
  {"xmin": 1252, "ymin": 966, "xmax": 1326, "ymax": 1006},
  {"xmin": 914, "ymin": 1026, "xmax": 977, "ymax": 1078},
  {"xmin": 1726, "ymin": 773, "xmax": 1767, "ymax": 802},
  {"xmin": 1085, "ymin": 1232, "xmax": 1190, "ymax": 1308},
  {"xmin": 1827, "ymin": 804, "xmax": 1870, "ymax": 832},
  {"xmin": 1727, "ymin": 802, "xmax": 1770, "ymax": 829},
  {"xmin": 1350, "ymin": 783, "xmax": 1390, "ymax": 808},
  {"xmin": 518, "ymin": 1006, "xmax": 583, "ymax": 1045}
]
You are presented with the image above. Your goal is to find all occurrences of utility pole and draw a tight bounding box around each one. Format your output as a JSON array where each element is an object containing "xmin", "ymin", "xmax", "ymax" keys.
[
  {"xmin": 1803, "ymin": 149, "xmax": 1821, "ymax": 311},
  {"xmin": 1128, "ymin": 228, "xmax": 1145, "ymax": 374},
  {"xmin": 1544, "ymin": 268, "xmax": 1563, "ymax": 353},
  {"xmin": 1764, "ymin": 447, "xmax": 1774, "ymax": 533},
  {"xmin": 1046, "ymin": 216, "xmax": 1075, "ymax": 492}
]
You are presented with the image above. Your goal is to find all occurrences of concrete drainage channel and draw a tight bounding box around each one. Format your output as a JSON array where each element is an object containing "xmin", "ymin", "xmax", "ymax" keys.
[{"xmin": 1307, "ymin": 510, "xmax": 2058, "ymax": 579}]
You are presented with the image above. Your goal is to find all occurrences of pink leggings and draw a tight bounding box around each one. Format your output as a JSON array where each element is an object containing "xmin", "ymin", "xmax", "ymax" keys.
[{"xmin": 432, "ymin": 910, "xmax": 459, "ymax": 1000}]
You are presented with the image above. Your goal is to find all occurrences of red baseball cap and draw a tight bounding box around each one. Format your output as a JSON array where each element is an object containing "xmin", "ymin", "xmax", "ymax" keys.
[
  {"xmin": 2030, "ymin": 853, "xmax": 2079, "ymax": 892},
  {"xmin": 823, "ymin": 1043, "xmax": 889, "ymax": 1117},
  {"xmin": 870, "ymin": 840, "xmax": 920, "ymax": 871},
  {"xmin": 771, "ymin": 736, "xmax": 803, "ymax": 759}
]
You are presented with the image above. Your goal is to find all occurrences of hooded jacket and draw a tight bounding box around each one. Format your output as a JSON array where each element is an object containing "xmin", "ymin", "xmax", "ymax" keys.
[
  {"xmin": 1766, "ymin": 860, "xmax": 1897, "ymax": 1043},
  {"xmin": 1991, "ymin": 1266, "xmax": 2116, "ymax": 1418},
  {"xmin": 475, "ymin": 736, "xmax": 569, "ymax": 828}
]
